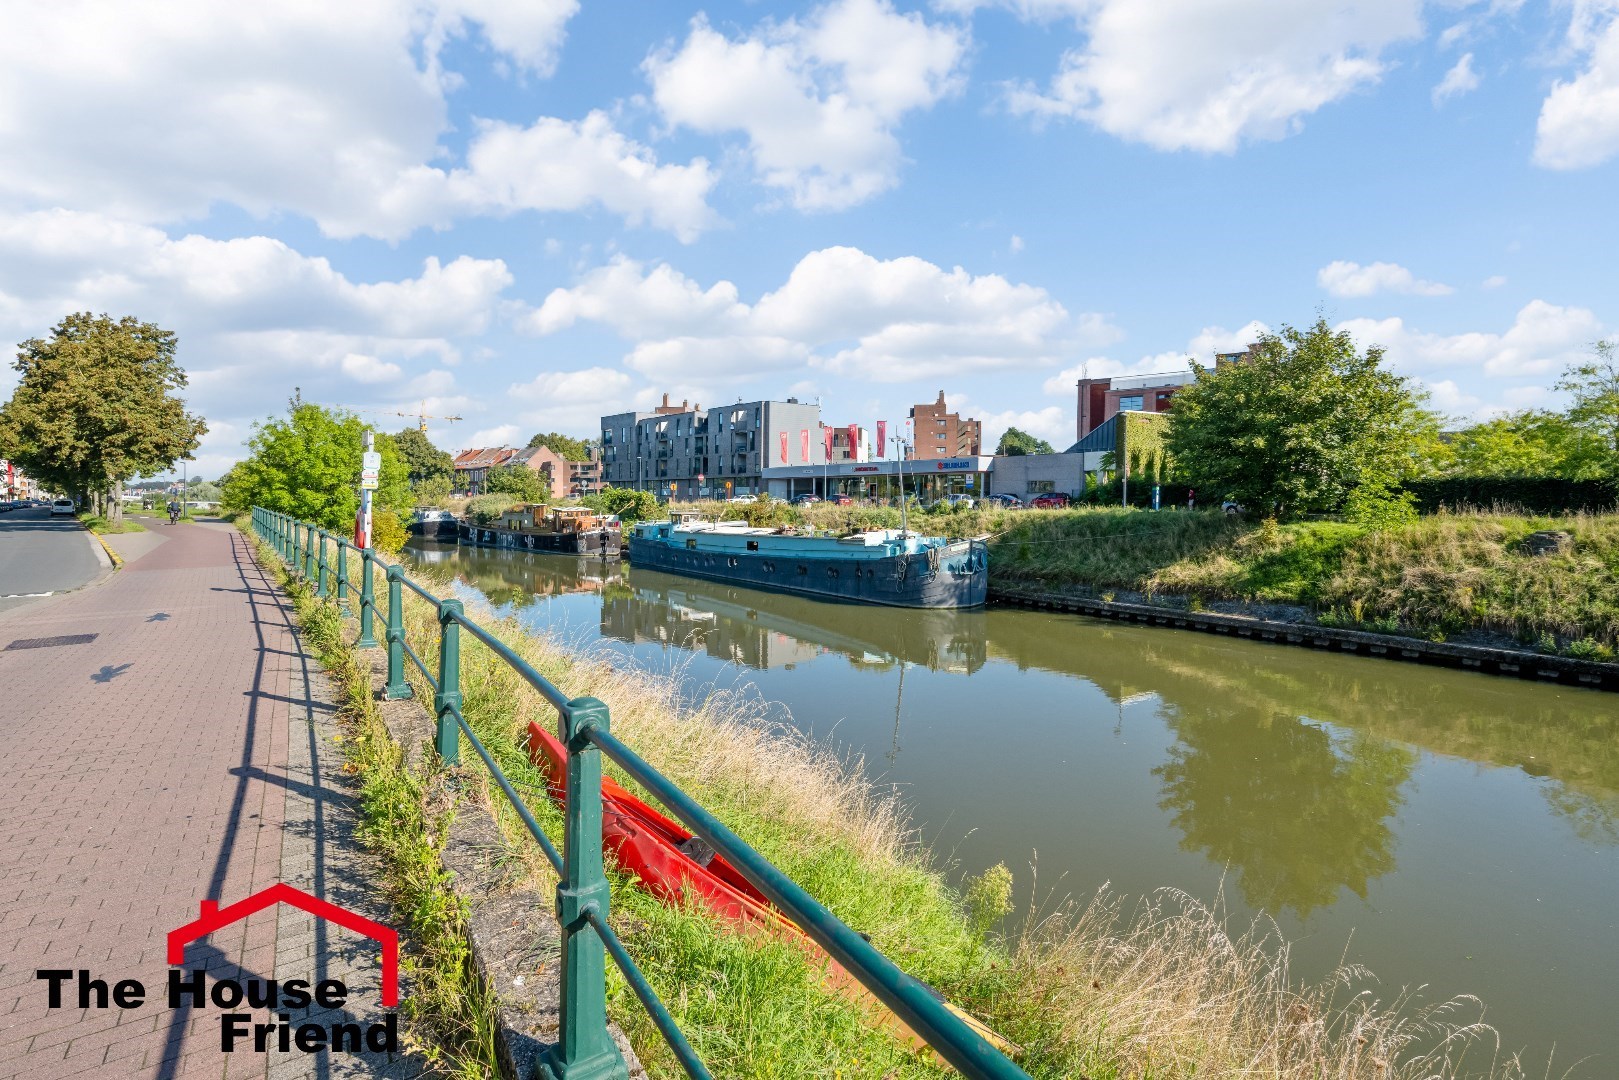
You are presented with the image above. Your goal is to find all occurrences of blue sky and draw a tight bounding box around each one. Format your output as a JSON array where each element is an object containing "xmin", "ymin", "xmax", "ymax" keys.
[{"xmin": 1, "ymin": 0, "xmax": 1615, "ymax": 480}]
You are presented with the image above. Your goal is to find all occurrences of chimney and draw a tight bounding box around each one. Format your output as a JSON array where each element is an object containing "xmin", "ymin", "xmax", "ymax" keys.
[
  {"xmin": 662, "ymin": 393, "xmax": 670, "ymax": 407},
  {"xmin": 936, "ymin": 391, "xmax": 946, "ymax": 406}
]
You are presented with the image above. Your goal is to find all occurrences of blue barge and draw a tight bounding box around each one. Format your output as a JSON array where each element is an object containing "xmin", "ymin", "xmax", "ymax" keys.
[{"xmin": 628, "ymin": 513, "xmax": 988, "ymax": 608}]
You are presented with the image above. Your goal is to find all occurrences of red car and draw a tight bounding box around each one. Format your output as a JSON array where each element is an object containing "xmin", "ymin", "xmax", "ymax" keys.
[
  {"xmin": 1030, "ymin": 493, "xmax": 1070, "ymax": 509},
  {"xmin": 826, "ymin": 494, "xmax": 853, "ymax": 506}
]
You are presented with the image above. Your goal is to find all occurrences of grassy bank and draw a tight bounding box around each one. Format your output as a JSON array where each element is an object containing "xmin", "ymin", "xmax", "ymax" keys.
[
  {"xmin": 992, "ymin": 508, "xmax": 1619, "ymax": 657},
  {"xmin": 304, "ymin": 529, "xmax": 1525, "ymax": 1079},
  {"xmin": 249, "ymin": 533, "xmax": 501, "ymax": 1078},
  {"xmin": 77, "ymin": 511, "xmax": 147, "ymax": 533}
]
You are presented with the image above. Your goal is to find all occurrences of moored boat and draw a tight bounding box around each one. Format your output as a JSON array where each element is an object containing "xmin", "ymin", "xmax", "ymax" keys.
[
  {"xmin": 458, "ymin": 503, "xmax": 621, "ymax": 556},
  {"xmin": 407, "ymin": 506, "xmax": 458, "ymax": 540},
  {"xmin": 628, "ymin": 511, "xmax": 986, "ymax": 608}
]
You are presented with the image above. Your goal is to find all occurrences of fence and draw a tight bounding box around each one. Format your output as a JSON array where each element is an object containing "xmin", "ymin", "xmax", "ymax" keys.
[{"xmin": 250, "ymin": 507, "xmax": 1031, "ymax": 1080}]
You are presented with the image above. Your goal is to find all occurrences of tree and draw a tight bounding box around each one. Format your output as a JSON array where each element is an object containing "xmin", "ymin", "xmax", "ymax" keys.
[
  {"xmin": 994, "ymin": 427, "xmax": 1054, "ymax": 456},
  {"xmin": 1556, "ymin": 340, "xmax": 1619, "ymax": 467},
  {"xmin": 1165, "ymin": 318, "xmax": 1438, "ymax": 519},
  {"xmin": 221, "ymin": 402, "xmax": 410, "ymax": 531},
  {"xmin": 584, "ymin": 487, "xmax": 660, "ymax": 523},
  {"xmin": 483, "ymin": 464, "xmax": 548, "ymax": 501},
  {"xmin": 1447, "ymin": 411, "xmax": 1605, "ymax": 479},
  {"xmin": 526, "ymin": 431, "xmax": 591, "ymax": 461},
  {"xmin": 0, "ymin": 312, "xmax": 206, "ymax": 524},
  {"xmin": 389, "ymin": 427, "xmax": 454, "ymax": 485}
]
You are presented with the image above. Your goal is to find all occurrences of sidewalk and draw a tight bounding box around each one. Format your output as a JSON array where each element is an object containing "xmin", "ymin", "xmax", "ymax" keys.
[{"xmin": 0, "ymin": 521, "xmax": 420, "ymax": 1079}]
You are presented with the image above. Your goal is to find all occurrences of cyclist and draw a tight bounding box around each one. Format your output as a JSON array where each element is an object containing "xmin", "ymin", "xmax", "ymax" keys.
[{"xmin": 168, "ymin": 499, "xmax": 182, "ymax": 524}]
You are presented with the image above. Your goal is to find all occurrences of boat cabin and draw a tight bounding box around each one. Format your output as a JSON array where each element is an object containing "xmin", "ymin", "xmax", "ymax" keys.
[{"xmin": 546, "ymin": 505, "xmax": 608, "ymax": 533}]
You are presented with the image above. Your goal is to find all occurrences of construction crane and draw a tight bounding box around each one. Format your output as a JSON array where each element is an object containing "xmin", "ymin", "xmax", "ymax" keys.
[{"xmin": 342, "ymin": 402, "xmax": 463, "ymax": 432}]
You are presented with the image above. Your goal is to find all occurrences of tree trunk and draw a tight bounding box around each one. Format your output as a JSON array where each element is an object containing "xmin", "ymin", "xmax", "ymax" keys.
[{"xmin": 108, "ymin": 480, "xmax": 124, "ymax": 526}]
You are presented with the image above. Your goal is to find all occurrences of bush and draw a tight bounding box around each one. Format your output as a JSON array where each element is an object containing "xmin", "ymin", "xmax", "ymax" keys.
[
  {"xmin": 372, "ymin": 509, "xmax": 407, "ymax": 554},
  {"xmin": 584, "ymin": 487, "xmax": 661, "ymax": 523},
  {"xmin": 1404, "ymin": 476, "xmax": 1619, "ymax": 515},
  {"xmin": 483, "ymin": 464, "xmax": 548, "ymax": 501},
  {"xmin": 467, "ymin": 494, "xmax": 519, "ymax": 525},
  {"xmin": 413, "ymin": 475, "xmax": 453, "ymax": 506}
]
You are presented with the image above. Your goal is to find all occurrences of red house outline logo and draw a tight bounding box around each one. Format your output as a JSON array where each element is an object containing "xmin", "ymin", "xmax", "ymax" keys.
[{"xmin": 167, "ymin": 883, "xmax": 399, "ymax": 1007}]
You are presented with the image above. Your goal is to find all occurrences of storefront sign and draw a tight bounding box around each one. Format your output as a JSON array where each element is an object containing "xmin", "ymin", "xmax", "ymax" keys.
[{"xmin": 934, "ymin": 458, "xmax": 975, "ymax": 471}]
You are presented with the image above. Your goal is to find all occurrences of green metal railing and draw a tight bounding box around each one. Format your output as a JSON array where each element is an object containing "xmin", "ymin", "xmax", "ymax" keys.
[{"xmin": 250, "ymin": 507, "xmax": 1030, "ymax": 1080}]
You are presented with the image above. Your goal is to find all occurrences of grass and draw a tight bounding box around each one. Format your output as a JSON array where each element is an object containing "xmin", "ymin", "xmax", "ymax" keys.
[
  {"xmin": 990, "ymin": 507, "xmax": 1619, "ymax": 656},
  {"xmin": 249, "ymin": 532, "xmax": 502, "ymax": 1078},
  {"xmin": 77, "ymin": 511, "xmax": 148, "ymax": 534},
  {"xmin": 286, "ymin": 528, "xmax": 1530, "ymax": 1080}
]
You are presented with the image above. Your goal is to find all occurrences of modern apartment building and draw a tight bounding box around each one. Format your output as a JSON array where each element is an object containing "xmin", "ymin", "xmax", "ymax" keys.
[
  {"xmin": 600, "ymin": 394, "xmax": 825, "ymax": 498},
  {"xmin": 908, "ymin": 392, "xmax": 981, "ymax": 460}
]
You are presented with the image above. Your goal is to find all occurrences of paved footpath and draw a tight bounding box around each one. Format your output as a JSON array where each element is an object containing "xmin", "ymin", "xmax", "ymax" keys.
[{"xmin": 0, "ymin": 521, "xmax": 422, "ymax": 1079}]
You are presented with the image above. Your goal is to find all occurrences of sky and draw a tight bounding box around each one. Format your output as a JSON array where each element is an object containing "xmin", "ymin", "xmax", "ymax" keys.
[{"xmin": 1, "ymin": 0, "xmax": 1616, "ymax": 481}]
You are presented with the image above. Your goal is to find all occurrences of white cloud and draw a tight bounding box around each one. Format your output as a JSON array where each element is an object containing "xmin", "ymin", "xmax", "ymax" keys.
[
  {"xmin": 1338, "ymin": 300, "xmax": 1607, "ymax": 378},
  {"xmin": 1317, "ymin": 259, "xmax": 1454, "ymax": 297},
  {"xmin": 1039, "ymin": 319, "xmax": 1271, "ymax": 395},
  {"xmin": 1432, "ymin": 52, "xmax": 1480, "ymax": 105},
  {"xmin": 340, "ymin": 353, "xmax": 405, "ymax": 384},
  {"xmin": 524, "ymin": 246, "xmax": 1116, "ymax": 385},
  {"xmin": 1482, "ymin": 274, "xmax": 1508, "ymax": 289},
  {"xmin": 1009, "ymin": 234, "xmax": 1025, "ymax": 253},
  {"xmin": 466, "ymin": 424, "xmax": 523, "ymax": 448},
  {"xmin": 1534, "ymin": 1, "xmax": 1619, "ymax": 169},
  {"xmin": 505, "ymin": 367, "xmax": 643, "ymax": 437},
  {"xmin": 991, "ymin": 0, "xmax": 1424, "ymax": 152},
  {"xmin": 976, "ymin": 404, "xmax": 1072, "ymax": 451},
  {"xmin": 645, "ymin": 0, "xmax": 968, "ymax": 209},
  {"xmin": 0, "ymin": 3, "xmax": 715, "ymax": 241}
]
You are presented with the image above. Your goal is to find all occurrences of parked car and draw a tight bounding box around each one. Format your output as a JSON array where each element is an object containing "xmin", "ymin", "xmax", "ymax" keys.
[
  {"xmin": 1030, "ymin": 492, "xmax": 1070, "ymax": 509},
  {"xmin": 825, "ymin": 493, "xmax": 853, "ymax": 506},
  {"xmin": 986, "ymin": 493, "xmax": 1022, "ymax": 508},
  {"xmin": 935, "ymin": 494, "xmax": 975, "ymax": 509},
  {"xmin": 791, "ymin": 494, "xmax": 821, "ymax": 506},
  {"xmin": 1222, "ymin": 499, "xmax": 1243, "ymax": 515},
  {"xmin": 51, "ymin": 498, "xmax": 76, "ymax": 516}
]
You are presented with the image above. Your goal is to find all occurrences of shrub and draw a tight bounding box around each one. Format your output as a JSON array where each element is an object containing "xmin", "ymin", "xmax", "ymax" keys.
[
  {"xmin": 467, "ymin": 494, "xmax": 519, "ymax": 525},
  {"xmin": 372, "ymin": 509, "xmax": 408, "ymax": 554}
]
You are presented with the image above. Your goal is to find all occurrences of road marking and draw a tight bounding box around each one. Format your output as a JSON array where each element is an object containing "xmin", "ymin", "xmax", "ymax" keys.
[{"xmin": 0, "ymin": 591, "xmax": 54, "ymax": 598}]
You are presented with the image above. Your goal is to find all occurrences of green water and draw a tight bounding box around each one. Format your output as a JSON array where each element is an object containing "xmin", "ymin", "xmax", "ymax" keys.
[{"xmin": 405, "ymin": 540, "xmax": 1619, "ymax": 1072}]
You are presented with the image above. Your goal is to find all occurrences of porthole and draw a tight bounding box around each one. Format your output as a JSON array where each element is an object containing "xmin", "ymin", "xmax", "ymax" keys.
[
  {"xmin": 797, "ymin": 565, "xmax": 808, "ymax": 575},
  {"xmin": 746, "ymin": 540, "xmax": 759, "ymax": 551}
]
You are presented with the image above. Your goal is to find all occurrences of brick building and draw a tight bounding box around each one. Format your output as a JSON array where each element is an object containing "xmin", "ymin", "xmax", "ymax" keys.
[
  {"xmin": 453, "ymin": 444, "xmax": 601, "ymax": 499},
  {"xmin": 908, "ymin": 392, "xmax": 981, "ymax": 460}
]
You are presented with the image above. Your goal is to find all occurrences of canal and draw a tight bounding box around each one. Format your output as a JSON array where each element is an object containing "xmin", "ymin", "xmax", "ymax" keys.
[{"xmin": 404, "ymin": 540, "xmax": 1619, "ymax": 1072}]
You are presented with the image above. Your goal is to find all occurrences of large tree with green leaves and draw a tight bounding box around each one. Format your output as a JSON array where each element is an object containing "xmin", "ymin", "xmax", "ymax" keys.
[
  {"xmin": 526, "ymin": 431, "xmax": 591, "ymax": 461},
  {"xmin": 1447, "ymin": 410, "xmax": 1607, "ymax": 479},
  {"xmin": 1556, "ymin": 340, "xmax": 1619, "ymax": 466},
  {"xmin": 388, "ymin": 426, "xmax": 455, "ymax": 485},
  {"xmin": 222, "ymin": 402, "xmax": 410, "ymax": 531},
  {"xmin": 994, "ymin": 427, "xmax": 1055, "ymax": 456},
  {"xmin": 483, "ymin": 463, "xmax": 549, "ymax": 501},
  {"xmin": 1165, "ymin": 318, "xmax": 1440, "ymax": 519},
  {"xmin": 0, "ymin": 312, "xmax": 206, "ymax": 523}
]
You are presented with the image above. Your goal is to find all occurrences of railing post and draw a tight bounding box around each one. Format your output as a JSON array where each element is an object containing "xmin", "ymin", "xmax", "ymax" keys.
[
  {"xmin": 540, "ymin": 696, "xmax": 627, "ymax": 1080},
  {"xmin": 356, "ymin": 547, "xmax": 379, "ymax": 648},
  {"xmin": 283, "ymin": 515, "xmax": 293, "ymax": 565},
  {"xmin": 293, "ymin": 523, "xmax": 304, "ymax": 578},
  {"xmin": 433, "ymin": 600, "xmax": 464, "ymax": 765},
  {"xmin": 317, "ymin": 531, "xmax": 330, "ymax": 600},
  {"xmin": 383, "ymin": 565, "xmax": 412, "ymax": 700},
  {"xmin": 336, "ymin": 540, "xmax": 352, "ymax": 616},
  {"xmin": 304, "ymin": 526, "xmax": 317, "ymax": 582}
]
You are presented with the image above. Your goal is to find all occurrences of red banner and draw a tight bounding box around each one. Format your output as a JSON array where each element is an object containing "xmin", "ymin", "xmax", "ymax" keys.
[
  {"xmin": 823, "ymin": 426, "xmax": 834, "ymax": 462},
  {"xmin": 876, "ymin": 420, "xmax": 886, "ymax": 458},
  {"xmin": 800, "ymin": 429, "xmax": 809, "ymax": 462},
  {"xmin": 779, "ymin": 431, "xmax": 788, "ymax": 465},
  {"xmin": 847, "ymin": 424, "xmax": 858, "ymax": 461}
]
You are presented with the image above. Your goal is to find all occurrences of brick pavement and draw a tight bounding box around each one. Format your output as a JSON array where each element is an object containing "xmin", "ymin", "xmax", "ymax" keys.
[{"xmin": 0, "ymin": 521, "xmax": 421, "ymax": 1079}]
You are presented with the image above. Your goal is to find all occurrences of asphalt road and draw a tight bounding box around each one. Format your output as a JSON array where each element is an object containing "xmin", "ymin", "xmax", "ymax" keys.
[{"xmin": 0, "ymin": 506, "xmax": 106, "ymax": 616}]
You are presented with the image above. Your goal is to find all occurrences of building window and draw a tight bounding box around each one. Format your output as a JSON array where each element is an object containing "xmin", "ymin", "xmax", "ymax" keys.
[
  {"xmin": 1027, "ymin": 480, "xmax": 1056, "ymax": 494},
  {"xmin": 1118, "ymin": 394, "xmax": 1145, "ymax": 411}
]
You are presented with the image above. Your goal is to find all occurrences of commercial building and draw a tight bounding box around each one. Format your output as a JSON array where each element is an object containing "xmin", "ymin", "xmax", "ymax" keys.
[
  {"xmin": 908, "ymin": 392, "xmax": 981, "ymax": 459},
  {"xmin": 600, "ymin": 394, "xmax": 827, "ymax": 499},
  {"xmin": 764, "ymin": 455, "xmax": 993, "ymax": 502}
]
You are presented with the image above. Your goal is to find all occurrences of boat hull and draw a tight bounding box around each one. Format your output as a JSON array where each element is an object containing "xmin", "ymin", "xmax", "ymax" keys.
[
  {"xmin": 458, "ymin": 520, "xmax": 621, "ymax": 556},
  {"xmin": 627, "ymin": 536, "xmax": 986, "ymax": 608},
  {"xmin": 408, "ymin": 517, "xmax": 458, "ymax": 540}
]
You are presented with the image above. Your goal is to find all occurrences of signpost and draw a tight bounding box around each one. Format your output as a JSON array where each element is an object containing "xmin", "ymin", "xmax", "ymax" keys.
[{"xmin": 356, "ymin": 432, "xmax": 375, "ymax": 548}]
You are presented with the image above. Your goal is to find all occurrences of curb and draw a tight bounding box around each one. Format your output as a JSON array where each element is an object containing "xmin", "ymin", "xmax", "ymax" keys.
[
  {"xmin": 89, "ymin": 529, "xmax": 123, "ymax": 569},
  {"xmin": 989, "ymin": 586, "xmax": 1619, "ymax": 692}
]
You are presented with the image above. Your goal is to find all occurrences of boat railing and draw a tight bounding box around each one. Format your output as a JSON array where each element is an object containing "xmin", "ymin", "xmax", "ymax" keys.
[{"xmin": 249, "ymin": 508, "xmax": 1029, "ymax": 1080}]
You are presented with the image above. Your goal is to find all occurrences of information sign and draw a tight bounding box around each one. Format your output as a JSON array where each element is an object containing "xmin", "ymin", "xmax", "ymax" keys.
[
  {"xmin": 360, "ymin": 477, "xmax": 379, "ymax": 491},
  {"xmin": 362, "ymin": 451, "xmax": 382, "ymax": 471}
]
